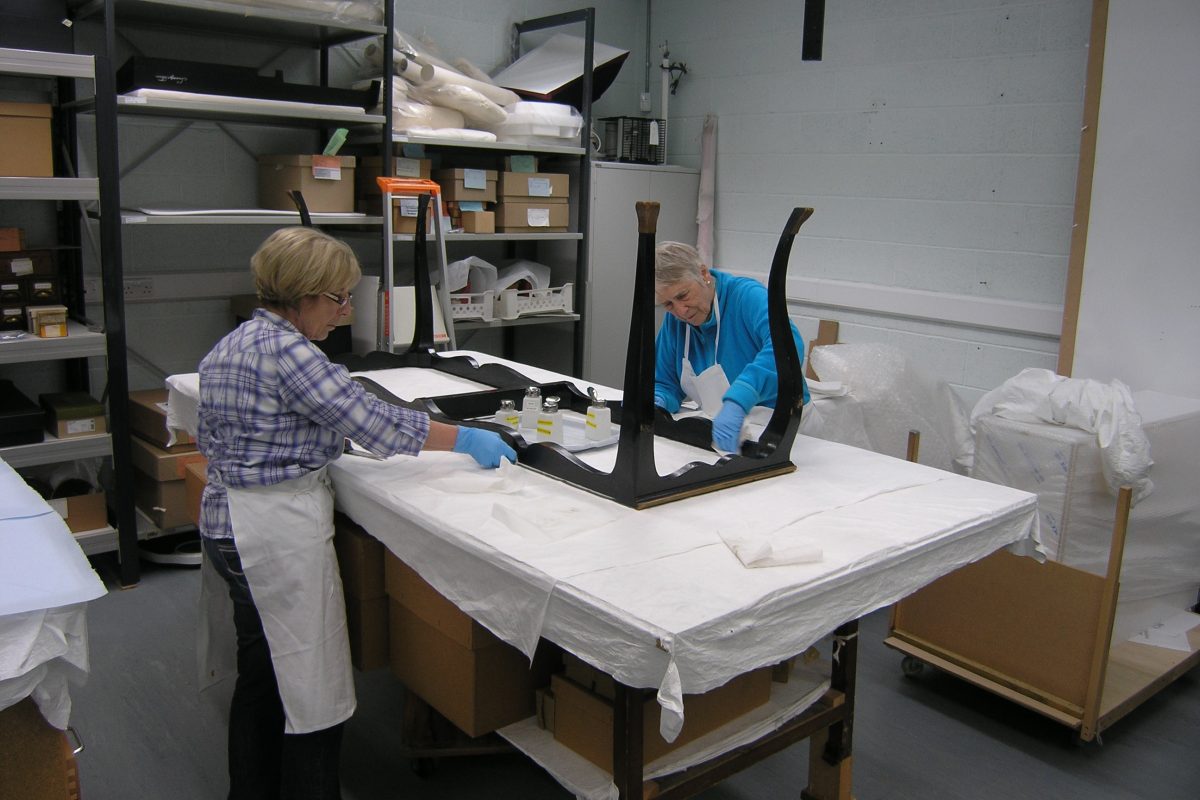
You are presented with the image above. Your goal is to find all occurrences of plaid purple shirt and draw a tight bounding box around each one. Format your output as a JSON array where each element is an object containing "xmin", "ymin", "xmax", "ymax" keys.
[{"xmin": 197, "ymin": 308, "xmax": 429, "ymax": 539}]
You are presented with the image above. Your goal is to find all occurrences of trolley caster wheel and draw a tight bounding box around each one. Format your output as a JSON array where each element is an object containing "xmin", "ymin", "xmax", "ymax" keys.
[
  {"xmin": 411, "ymin": 757, "xmax": 436, "ymax": 778},
  {"xmin": 901, "ymin": 656, "xmax": 925, "ymax": 677}
]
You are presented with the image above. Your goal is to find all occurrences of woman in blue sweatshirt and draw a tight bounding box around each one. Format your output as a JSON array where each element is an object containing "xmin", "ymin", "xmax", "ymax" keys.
[{"xmin": 652, "ymin": 241, "xmax": 808, "ymax": 451}]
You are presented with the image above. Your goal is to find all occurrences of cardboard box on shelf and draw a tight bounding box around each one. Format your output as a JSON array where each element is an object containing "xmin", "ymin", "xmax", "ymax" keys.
[
  {"xmin": 389, "ymin": 197, "xmax": 436, "ymax": 235},
  {"xmin": 0, "ymin": 102, "xmax": 53, "ymax": 178},
  {"xmin": 504, "ymin": 154, "xmax": 538, "ymax": 173},
  {"xmin": 183, "ymin": 458, "xmax": 207, "ymax": 528},
  {"xmin": 257, "ymin": 154, "xmax": 356, "ymax": 212},
  {"xmin": 550, "ymin": 664, "xmax": 775, "ymax": 773},
  {"xmin": 433, "ymin": 168, "xmax": 497, "ymax": 203},
  {"xmin": 133, "ymin": 468, "xmax": 193, "ymax": 530},
  {"xmin": 460, "ymin": 210, "xmax": 495, "ymax": 234},
  {"xmin": 128, "ymin": 388, "xmax": 195, "ymax": 451},
  {"xmin": 48, "ymin": 490, "xmax": 108, "ymax": 534},
  {"xmin": 0, "ymin": 228, "xmax": 24, "ymax": 252},
  {"xmin": 498, "ymin": 171, "xmax": 569, "ymax": 201},
  {"xmin": 25, "ymin": 305, "xmax": 67, "ymax": 338},
  {"xmin": 494, "ymin": 202, "xmax": 569, "ymax": 233},
  {"xmin": 129, "ymin": 435, "xmax": 202, "ymax": 482},
  {"xmin": 0, "ymin": 249, "xmax": 54, "ymax": 278},
  {"xmin": 39, "ymin": 392, "xmax": 106, "ymax": 439},
  {"xmin": 0, "ymin": 380, "xmax": 43, "ymax": 446},
  {"xmin": 384, "ymin": 552, "xmax": 500, "ymax": 648},
  {"xmin": 355, "ymin": 156, "xmax": 433, "ymax": 214}
]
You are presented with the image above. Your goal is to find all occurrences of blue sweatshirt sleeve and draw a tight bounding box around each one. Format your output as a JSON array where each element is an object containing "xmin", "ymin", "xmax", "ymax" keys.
[
  {"xmin": 720, "ymin": 277, "xmax": 808, "ymax": 411},
  {"xmin": 653, "ymin": 317, "xmax": 686, "ymax": 413}
]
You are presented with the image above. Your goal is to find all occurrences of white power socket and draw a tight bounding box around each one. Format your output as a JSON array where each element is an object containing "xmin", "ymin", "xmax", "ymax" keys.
[{"xmin": 123, "ymin": 277, "xmax": 154, "ymax": 301}]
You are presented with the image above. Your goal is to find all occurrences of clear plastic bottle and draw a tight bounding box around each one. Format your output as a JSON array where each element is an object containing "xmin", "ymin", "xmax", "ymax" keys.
[
  {"xmin": 585, "ymin": 397, "xmax": 611, "ymax": 441},
  {"xmin": 535, "ymin": 396, "xmax": 564, "ymax": 444},
  {"xmin": 520, "ymin": 386, "xmax": 541, "ymax": 429},
  {"xmin": 493, "ymin": 398, "xmax": 520, "ymax": 429}
]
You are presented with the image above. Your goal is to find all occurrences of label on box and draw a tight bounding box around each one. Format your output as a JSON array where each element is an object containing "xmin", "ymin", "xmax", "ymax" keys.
[
  {"xmin": 66, "ymin": 418, "xmax": 96, "ymax": 435},
  {"xmin": 395, "ymin": 157, "xmax": 422, "ymax": 178},
  {"xmin": 311, "ymin": 155, "xmax": 343, "ymax": 181},
  {"xmin": 526, "ymin": 207, "xmax": 551, "ymax": 227},
  {"xmin": 508, "ymin": 154, "xmax": 536, "ymax": 173},
  {"xmin": 463, "ymin": 169, "xmax": 487, "ymax": 190},
  {"xmin": 2, "ymin": 307, "xmax": 20, "ymax": 315},
  {"xmin": 10, "ymin": 258, "xmax": 32, "ymax": 276},
  {"xmin": 32, "ymin": 281, "xmax": 51, "ymax": 291},
  {"xmin": 1, "ymin": 283, "xmax": 17, "ymax": 292},
  {"xmin": 526, "ymin": 177, "xmax": 552, "ymax": 197},
  {"xmin": 458, "ymin": 200, "xmax": 485, "ymax": 212},
  {"xmin": 398, "ymin": 197, "xmax": 419, "ymax": 218}
]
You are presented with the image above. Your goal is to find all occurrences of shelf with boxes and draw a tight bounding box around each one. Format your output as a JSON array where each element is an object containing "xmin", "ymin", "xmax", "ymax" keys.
[{"xmin": 0, "ymin": 44, "xmax": 135, "ymax": 574}]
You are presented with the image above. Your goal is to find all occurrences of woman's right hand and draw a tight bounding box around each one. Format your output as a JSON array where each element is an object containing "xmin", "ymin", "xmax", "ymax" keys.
[{"xmin": 452, "ymin": 426, "xmax": 517, "ymax": 468}]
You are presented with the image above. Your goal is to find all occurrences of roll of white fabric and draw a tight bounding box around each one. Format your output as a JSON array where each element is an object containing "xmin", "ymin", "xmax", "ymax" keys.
[
  {"xmin": 421, "ymin": 61, "xmax": 520, "ymax": 108},
  {"xmin": 409, "ymin": 82, "xmax": 507, "ymax": 128}
]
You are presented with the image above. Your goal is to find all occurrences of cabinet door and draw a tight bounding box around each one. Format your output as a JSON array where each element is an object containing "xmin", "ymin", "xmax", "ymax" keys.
[{"xmin": 584, "ymin": 165, "xmax": 698, "ymax": 388}]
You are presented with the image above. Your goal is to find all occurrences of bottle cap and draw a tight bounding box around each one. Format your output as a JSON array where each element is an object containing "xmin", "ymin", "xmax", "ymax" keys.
[
  {"xmin": 525, "ymin": 386, "xmax": 541, "ymax": 397},
  {"xmin": 543, "ymin": 396, "xmax": 560, "ymax": 413},
  {"xmin": 500, "ymin": 399, "xmax": 516, "ymax": 411}
]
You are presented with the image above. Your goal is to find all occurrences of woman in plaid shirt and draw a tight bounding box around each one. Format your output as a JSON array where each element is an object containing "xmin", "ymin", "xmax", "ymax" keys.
[{"xmin": 197, "ymin": 227, "xmax": 513, "ymax": 800}]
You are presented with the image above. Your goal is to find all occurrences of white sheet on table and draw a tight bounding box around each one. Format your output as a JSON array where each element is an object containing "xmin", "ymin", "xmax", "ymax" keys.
[
  {"xmin": 165, "ymin": 353, "xmax": 1040, "ymax": 742},
  {"xmin": 0, "ymin": 603, "xmax": 91, "ymax": 728}
]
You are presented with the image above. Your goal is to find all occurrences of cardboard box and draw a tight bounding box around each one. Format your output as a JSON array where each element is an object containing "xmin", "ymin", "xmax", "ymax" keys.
[
  {"xmin": 460, "ymin": 210, "xmax": 495, "ymax": 234},
  {"xmin": 48, "ymin": 490, "xmax": 108, "ymax": 534},
  {"xmin": 39, "ymin": 391, "xmax": 106, "ymax": 439},
  {"xmin": 183, "ymin": 458, "xmax": 207, "ymax": 528},
  {"xmin": 0, "ymin": 102, "xmax": 53, "ymax": 178},
  {"xmin": 133, "ymin": 468, "xmax": 193, "ymax": 530},
  {"xmin": 494, "ymin": 202, "xmax": 569, "ymax": 233},
  {"xmin": 498, "ymin": 171, "xmax": 569, "ymax": 201},
  {"xmin": 504, "ymin": 154, "xmax": 538, "ymax": 173},
  {"xmin": 0, "ymin": 699, "xmax": 79, "ymax": 800},
  {"xmin": 433, "ymin": 168, "xmax": 497, "ymax": 203},
  {"xmin": 0, "ymin": 228, "xmax": 23, "ymax": 252},
  {"xmin": 0, "ymin": 249, "xmax": 54, "ymax": 278},
  {"xmin": 550, "ymin": 665, "xmax": 774, "ymax": 773},
  {"xmin": 356, "ymin": 156, "xmax": 433, "ymax": 213},
  {"xmin": 389, "ymin": 599, "xmax": 546, "ymax": 737},
  {"xmin": 334, "ymin": 514, "xmax": 385, "ymax": 600},
  {"xmin": 129, "ymin": 435, "xmax": 203, "ymax": 481},
  {"xmin": 347, "ymin": 595, "xmax": 389, "ymax": 671},
  {"xmin": 384, "ymin": 552, "xmax": 499, "ymax": 649},
  {"xmin": 389, "ymin": 198, "xmax": 435, "ymax": 235},
  {"xmin": 257, "ymin": 154, "xmax": 356, "ymax": 212},
  {"xmin": 25, "ymin": 305, "xmax": 67, "ymax": 338},
  {"xmin": 128, "ymin": 388, "xmax": 195, "ymax": 451}
]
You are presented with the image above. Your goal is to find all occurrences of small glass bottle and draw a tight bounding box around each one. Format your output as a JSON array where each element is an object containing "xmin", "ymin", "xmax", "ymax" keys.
[
  {"xmin": 493, "ymin": 398, "xmax": 520, "ymax": 429},
  {"xmin": 520, "ymin": 386, "xmax": 541, "ymax": 429},
  {"xmin": 536, "ymin": 396, "xmax": 564, "ymax": 444},
  {"xmin": 585, "ymin": 397, "xmax": 611, "ymax": 441}
]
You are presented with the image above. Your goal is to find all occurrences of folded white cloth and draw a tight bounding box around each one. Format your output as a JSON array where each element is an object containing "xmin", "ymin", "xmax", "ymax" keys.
[{"xmin": 718, "ymin": 523, "xmax": 823, "ymax": 568}]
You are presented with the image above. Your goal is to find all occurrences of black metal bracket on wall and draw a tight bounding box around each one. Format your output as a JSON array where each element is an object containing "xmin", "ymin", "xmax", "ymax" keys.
[{"xmin": 338, "ymin": 201, "xmax": 813, "ymax": 510}]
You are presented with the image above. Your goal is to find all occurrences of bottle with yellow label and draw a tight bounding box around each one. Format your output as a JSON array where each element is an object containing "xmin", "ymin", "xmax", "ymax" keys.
[
  {"xmin": 585, "ymin": 397, "xmax": 611, "ymax": 441},
  {"xmin": 493, "ymin": 398, "xmax": 520, "ymax": 429},
  {"xmin": 520, "ymin": 386, "xmax": 541, "ymax": 430},
  {"xmin": 535, "ymin": 396, "xmax": 564, "ymax": 444}
]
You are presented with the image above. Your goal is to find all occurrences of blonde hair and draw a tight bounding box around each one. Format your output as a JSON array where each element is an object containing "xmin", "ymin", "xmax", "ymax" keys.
[
  {"xmin": 251, "ymin": 227, "xmax": 361, "ymax": 309},
  {"xmin": 655, "ymin": 241, "xmax": 706, "ymax": 285}
]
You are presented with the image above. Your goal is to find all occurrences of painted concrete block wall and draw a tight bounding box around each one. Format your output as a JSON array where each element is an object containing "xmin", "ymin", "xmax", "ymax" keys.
[
  {"xmin": 71, "ymin": 0, "xmax": 645, "ymax": 390},
  {"xmin": 651, "ymin": 0, "xmax": 1091, "ymax": 406}
]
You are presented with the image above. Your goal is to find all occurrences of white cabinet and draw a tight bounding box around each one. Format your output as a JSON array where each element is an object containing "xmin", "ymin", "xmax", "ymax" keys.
[{"xmin": 583, "ymin": 161, "xmax": 699, "ymax": 388}]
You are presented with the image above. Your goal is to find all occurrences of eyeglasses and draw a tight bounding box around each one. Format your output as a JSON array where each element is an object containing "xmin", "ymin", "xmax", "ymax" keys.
[{"xmin": 321, "ymin": 291, "xmax": 353, "ymax": 307}]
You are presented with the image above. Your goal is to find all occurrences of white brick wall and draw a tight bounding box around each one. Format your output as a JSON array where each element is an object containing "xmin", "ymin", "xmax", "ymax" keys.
[{"xmin": 652, "ymin": 0, "xmax": 1091, "ymax": 402}]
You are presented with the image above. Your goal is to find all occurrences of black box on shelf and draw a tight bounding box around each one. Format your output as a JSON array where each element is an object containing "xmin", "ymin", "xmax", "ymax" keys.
[
  {"xmin": 0, "ymin": 380, "xmax": 44, "ymax": 447},
  {"xmin": 116, "ymin": 57, "xmax": 379, "ymax": 111}
]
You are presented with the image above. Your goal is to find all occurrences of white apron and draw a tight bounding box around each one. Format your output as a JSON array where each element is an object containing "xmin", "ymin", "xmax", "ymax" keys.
[
  {"xmin": 200, "ymin": 467, "xmax": 355, "ymax": 735},
  {"xmin": 679, "ymin": 292, "xmax": 730, "ymax": 417}
]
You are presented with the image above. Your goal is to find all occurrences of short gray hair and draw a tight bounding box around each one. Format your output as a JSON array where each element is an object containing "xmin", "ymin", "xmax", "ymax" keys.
[
  {"xmin": 655, "ymin": 241, "xmax": 705, "ymax": 285},
  {"xmin": 252, "ymin": 227, "xmax": 361, "ymax": 309}
]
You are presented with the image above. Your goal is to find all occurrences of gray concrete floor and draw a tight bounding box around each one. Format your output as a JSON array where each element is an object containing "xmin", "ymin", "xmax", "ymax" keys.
[{"xmin": 71, "ymin": 553, "xmax": 1200, "ymax": 799}]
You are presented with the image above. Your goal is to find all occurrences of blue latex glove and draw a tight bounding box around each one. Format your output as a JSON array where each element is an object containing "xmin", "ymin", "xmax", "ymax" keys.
[
  {"xmin": 452, "ymin": 426, "xmax": 517, "ymax": 468},
  {"xmin": 712, "ymin": 400, "xmax": 747, "ymax": 452}
]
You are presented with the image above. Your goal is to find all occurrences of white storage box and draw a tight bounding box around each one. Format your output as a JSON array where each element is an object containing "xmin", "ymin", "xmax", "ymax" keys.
[
  {"xmin": 496, "ymin": 283, "xmax": 573, "ymax": 320},
  {"xmin": 449, "ymin": 290, "xmax": 496, "ymax": 322}
]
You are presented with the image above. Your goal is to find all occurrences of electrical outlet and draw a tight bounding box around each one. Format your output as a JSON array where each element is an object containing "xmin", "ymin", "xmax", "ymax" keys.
[
  {"xmin": 123, "ymin": 277, "xmax": 154, "ymax": 300},
  {"xmin": 82, "ymin": 277, "xmax": 101, "ymax": 300}
]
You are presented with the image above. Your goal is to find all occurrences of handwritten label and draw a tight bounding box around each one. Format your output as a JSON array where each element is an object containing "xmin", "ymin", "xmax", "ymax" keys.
[
  {"xmin": 463, "ymin": 169, "xmax": 487, "ymax": 190},
  {"xmin": 526, "ymin": 207, "xmax": 551, "ymax": 227},
  {"xmin": 311, "ymin": 155, "xmax": 343, "ymax": 181},
  {"xmin": 527, "ymin": 177, "xmax": 552, "ymax": 197},
  {"xmin": 10, "ymin": 258, "xmax": 33, "ymax": 276}
]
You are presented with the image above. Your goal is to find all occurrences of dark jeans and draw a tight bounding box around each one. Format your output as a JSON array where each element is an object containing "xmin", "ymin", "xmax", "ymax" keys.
[{"xmin": 203, "ymin": 535, "xmax": 344, "ymax": 800}]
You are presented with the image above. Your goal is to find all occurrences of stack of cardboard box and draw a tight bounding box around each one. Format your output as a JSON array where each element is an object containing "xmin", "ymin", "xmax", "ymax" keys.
[
  {"xmin": 433, "ymin": 167, "xmax": 497, "ymax": 234},
  {"xmin": 495, "ymin": 165, "xmax": 569, "ymax": 233},
  {"xmin": 127, "ymin": 389, "xmax": 201, "ymax": 530},
  {"xmin": 355, "ymin": 155, "xmax": 435, "ymax": 233}
]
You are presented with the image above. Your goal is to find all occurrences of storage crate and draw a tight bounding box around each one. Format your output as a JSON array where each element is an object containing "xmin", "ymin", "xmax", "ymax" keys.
[
  {"xmin": 449, "ymin": 290, "xmax": 496, "ymax": 322},
  {"xmin": 600, "ymin": 117, "xmax": 666, "ymax": 164},
  {"xmin": 496, "ymin": 284, "xmax": 573, "ymax": 320}
]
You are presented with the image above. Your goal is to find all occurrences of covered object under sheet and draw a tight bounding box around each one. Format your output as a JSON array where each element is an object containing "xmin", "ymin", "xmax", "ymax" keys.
[{"xmin": 167, "ymin": 351, "xmax": 1039, "ymax": 797}]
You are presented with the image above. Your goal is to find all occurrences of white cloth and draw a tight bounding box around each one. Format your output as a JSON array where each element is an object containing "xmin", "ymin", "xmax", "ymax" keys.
[{"xmin": 224, "ymin": 468, "xmax": 355, "ymax": 734}]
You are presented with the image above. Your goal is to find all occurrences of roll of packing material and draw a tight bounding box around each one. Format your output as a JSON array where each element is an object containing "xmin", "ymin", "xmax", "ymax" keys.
[
  {"xmin": 409, "ymin": 82, "xmax": 507, "ymax": 127},
  {"xmin": 421, "ymin": 62, "xmax": 520, "ymax": 108}
]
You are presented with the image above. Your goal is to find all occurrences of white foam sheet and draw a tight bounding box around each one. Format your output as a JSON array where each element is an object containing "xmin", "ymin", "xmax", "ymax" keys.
[
  {"xmin": 0, "ymin": 457, "xmax": 105, "ymax": 728},
  {"xmin": 165, "ymin": 352, "xmax": 1039, "ymax": 741}
]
